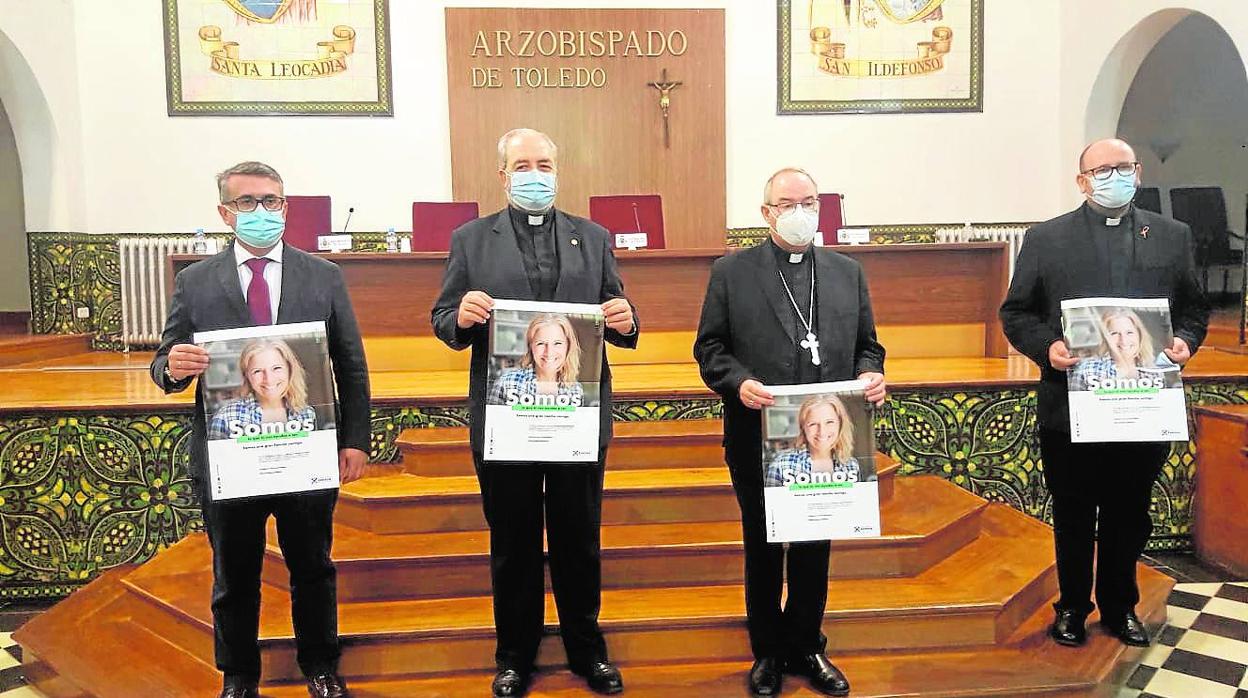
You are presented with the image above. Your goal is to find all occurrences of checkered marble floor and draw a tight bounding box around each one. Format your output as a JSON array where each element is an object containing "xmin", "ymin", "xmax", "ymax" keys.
[
  {"xmin": 0, "ymin": 577, "xmax": 1245, "ymax": 697},
  {"xmin": 1114, "ymin": 581, "xmax": 1248, "ymax": 698}
]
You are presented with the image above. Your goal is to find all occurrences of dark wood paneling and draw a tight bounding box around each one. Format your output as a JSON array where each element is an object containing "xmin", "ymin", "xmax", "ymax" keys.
[
  {"xmin": 171, "ymin": 243, "xmax": 1009, "ymax": 355},
  {"xmin": 1194, "ymin": 405, "xmax": 1248, "ymax": 577},
  {"xmin": 445, "ymin": 9, "xmax": 726, "ymax": 250}
]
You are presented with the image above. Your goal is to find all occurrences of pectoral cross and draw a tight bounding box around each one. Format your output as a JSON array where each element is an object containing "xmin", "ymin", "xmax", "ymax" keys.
[
  {"xmin": 647, "ymin": 68, "xmax": 682, "ymax": 149},
  {"xmin": 801, "ymin": 332, "xmax": 821, "ymax": 366}
]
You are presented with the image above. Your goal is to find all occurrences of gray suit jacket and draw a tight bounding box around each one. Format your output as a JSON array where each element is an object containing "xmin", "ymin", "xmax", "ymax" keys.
[
  {"xmin": 694, "ymin": 242, "xmax": 886, "ymax": 463},
  {"xmin": 1000, "ymin": 203, "xmax": 1209, "ymax": 431},
  {"xmin": 431, "ymin": 208, "xmax": 640, "ymax": 455},
  {"xmin": 150, "ymin": 243, "xmax": 372, "ymax": 485}
]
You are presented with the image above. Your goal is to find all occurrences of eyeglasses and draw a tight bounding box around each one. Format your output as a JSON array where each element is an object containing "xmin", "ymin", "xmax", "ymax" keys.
[
  {"xmin": 223, "ymin": 195, "xmax": 286, "ymax": 212},
  {"xmin": 1081, "ymin": 162, "xmax": 1139, "ymax": 181},
  {"xmin": 766, "ymin": 198, "xmax": 821, "ymax": 215}
]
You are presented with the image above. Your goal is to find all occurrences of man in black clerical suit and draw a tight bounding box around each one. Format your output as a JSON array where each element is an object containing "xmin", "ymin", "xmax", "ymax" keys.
[
  {"xmin": 694, "ymin": 167, "xmax": 886, "ymax": 697},
  {"xmin": 431, "ymin": 128, "xmax": 638, "ymax": 698},
  {"xmin": 151, "ymin": 161, "xmax": 370, "ymax": 698},
  {"xmin": 1001, "ymin": 138, "xmax": 1208, "ymax": 648}
]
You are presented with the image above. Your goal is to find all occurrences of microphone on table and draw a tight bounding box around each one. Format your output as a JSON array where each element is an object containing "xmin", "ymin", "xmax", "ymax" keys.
[
  {"xmin": 631, "ymin": 202, "xmax": 643, "ymax": 233},
  {"xmin": 342, "ymin": 207, "xmax": 355, "ymax": 233}
]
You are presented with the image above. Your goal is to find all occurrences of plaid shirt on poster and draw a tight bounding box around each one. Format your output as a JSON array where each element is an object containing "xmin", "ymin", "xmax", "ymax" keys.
[
  {"xmin": 489, "ymin": 367, "xmax": 584, "ymax": 405},
  {"xmin": 764, "ymin": 449, "xmax": 861, "ymax": 488},
  {"xmin": 209, "ymin": 395, "xmax": 317, "ymax": 439}
]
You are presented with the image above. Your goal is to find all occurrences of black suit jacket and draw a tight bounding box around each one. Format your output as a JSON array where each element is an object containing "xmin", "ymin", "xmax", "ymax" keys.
[
  {"xmin": 999, "ymin": 203, "xmax": 1209, "ymax": 431},
  {"xmin": 431, "ymin": 208, "xmax": 640, "ymax": 454},
  {"xmin": 693, "ymin": 243, "xmax": 886, "ymax": 462},
  {"xmin": 150, "ymin": 243, "xmax": 372, "ymax": 484}
]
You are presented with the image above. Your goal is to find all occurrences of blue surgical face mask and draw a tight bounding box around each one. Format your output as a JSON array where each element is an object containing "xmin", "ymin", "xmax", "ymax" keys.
[
  {"xmin": 507, "ymin": 170, "xmax": 557, "ymax": 213},
  {"xmin": 1088, "ymin": 171, "xmax": 1138, "ymax": 210},
  {"xmin": 233, "ymin": 207, "xmax": 285, "ymax": 248}
]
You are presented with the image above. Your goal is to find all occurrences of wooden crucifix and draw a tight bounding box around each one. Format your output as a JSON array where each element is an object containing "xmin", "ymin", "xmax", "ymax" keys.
[{"xmin": 647, "ymin": 68, "xmax": 682, "ymax": 149}]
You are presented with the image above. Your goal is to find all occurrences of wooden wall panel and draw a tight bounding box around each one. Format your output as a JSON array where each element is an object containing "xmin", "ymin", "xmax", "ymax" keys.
[{"xmin": 445, "ymin": 8, "xmax": 726, "ymax": 250}]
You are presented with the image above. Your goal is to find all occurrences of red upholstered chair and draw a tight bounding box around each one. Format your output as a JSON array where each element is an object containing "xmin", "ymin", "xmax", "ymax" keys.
[
  {"xmin": 588, "ymin": 195, "xmax": 666, "ymax": 249},
  {"xmin": 283, "ymin": 195, "xmax": 332, "ymax": 252},
  {"xmin": 817, "ymin": 193, "xmax": 845, "ymax": 246},
  {"xmin": 411, "ymin": 201, "xmax": 480, "ymax": 251}
]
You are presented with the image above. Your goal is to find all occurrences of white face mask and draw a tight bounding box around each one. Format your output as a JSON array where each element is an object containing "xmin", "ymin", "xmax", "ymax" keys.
[{"xmin": 773, "ymin": 205, "xmax": 820, "ymax": 247}]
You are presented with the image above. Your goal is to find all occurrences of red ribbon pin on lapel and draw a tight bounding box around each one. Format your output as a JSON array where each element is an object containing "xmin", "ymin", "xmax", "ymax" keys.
[{"xmin": 1140, "ymin": 225, "xmax": 1149, "ymax": 239}]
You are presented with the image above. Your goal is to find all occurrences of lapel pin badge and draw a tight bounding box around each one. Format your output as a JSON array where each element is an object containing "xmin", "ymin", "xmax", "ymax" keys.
[
  {"xmin": 571, "ymin": 238, "xmax": 579, "ymax": 246},
  {"xmin": 1140, "ymin": 225, "xmax": 1149, "ymax": 239}
]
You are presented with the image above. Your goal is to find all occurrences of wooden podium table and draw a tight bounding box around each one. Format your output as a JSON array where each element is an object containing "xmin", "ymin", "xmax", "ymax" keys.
[
  {"xmin": 170, "ymin": 242, "xmax": 1009, "ymax": 357},
  {"xmin": 1193, "ymin": 404, "xmax": 1248, "ymax": 577}
]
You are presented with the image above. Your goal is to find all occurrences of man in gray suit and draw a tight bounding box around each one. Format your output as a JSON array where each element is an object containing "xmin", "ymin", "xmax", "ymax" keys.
[
  {"xmin": 151, "ymin": 161, "xmax": 370, "ymax": 698},
  {"xmin": 694, "ymin": 167, "xmax": 886, "ymax": 697},
  {"xmin": 432, "ymin": 128, "xmax": 637, "ymax": 698}
]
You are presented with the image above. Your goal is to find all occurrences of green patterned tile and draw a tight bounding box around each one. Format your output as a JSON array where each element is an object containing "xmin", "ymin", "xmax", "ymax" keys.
[{"xmin": 4, "ymin": 383, "xmax": 1241, "ymax": 597}]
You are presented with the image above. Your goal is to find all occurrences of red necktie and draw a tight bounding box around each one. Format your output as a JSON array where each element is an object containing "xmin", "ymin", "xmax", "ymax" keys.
[{"xmin": 244, "ymin": 257, "xmax": 272, "ymax": 325}]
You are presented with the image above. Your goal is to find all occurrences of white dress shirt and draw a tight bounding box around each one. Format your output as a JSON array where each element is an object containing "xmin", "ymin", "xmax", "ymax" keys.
[{"xmin": 233, "ymin": 241, "xmax": 283, "ymax": 323}]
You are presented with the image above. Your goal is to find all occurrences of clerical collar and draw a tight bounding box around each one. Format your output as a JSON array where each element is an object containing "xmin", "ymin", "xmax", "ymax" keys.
[
  {"xmin": 768, "ymin": 238, "xmax": 811, "ymax": 264},
  {"xmin": 1085, "ymin": 200, "xmax": 1132, "ymax": 225},
  {"xmin": 509, "ymin": 206, "xmax": 553, "ymax": 231}
]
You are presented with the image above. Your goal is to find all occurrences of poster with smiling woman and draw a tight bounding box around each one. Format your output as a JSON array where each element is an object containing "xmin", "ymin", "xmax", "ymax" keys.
[
  {"xmin": 761, "ymin": 381, "xmax": 880, "ymax": 543},
  {"xmin": 1062, "ymin": 297, "xmax": 1187, "ymax": 443},
  {"xmin": 194, "ymin": 321, "xmax": 339, "ymax": 500},
  {"xmin": 485, "ymin": 299, "xmax": 605, "ymax": 462}
]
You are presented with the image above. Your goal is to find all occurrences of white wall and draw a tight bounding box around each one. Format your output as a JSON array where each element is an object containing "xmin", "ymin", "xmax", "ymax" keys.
[
  {"xmin": 3, "ymin": 1, "xmax": 1248, "ymax": 235},
  {"xmin": 0, "ymin": 100, "xmax": 27, "ymax": 311},
  {"xmin": 1057, "ymin": 0, "xmax": 1248, "ymax": 212},
  {"xmin": 0, "ymin": 0, "xmax": 1072, "ymax": 236},
  {"xmin": 1118, "ymin": 13, "xmax": 1248, "ymax": 237}
]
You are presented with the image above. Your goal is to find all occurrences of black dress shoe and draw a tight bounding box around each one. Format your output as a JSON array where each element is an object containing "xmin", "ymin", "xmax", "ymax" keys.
[
  {"xmin": 492, "ymin": 668, "xmax": 530, "ymax": 697},
  {"xmin": 307, "ymin": 673, "xmax": 350, "ymax": 698},
  {"xmin": 787, "ymin": 654, "xmax": 850, "ymax": 697},
  {"xmin": 748, "ymin": 657, "xmax": 782, "ymax": 697},
  {"xmin": 582, "ymin": 661, "xmax": 624, "ymax": 695},
  {"xmin": 1049, "ymin": 608, "xmax": 1088, "ymax": 647},
  {"xmin": 1104, "ymin": 611, "xmax": 1151, "ymax": 647},
  {"xmin": 219, "ymin": 675, "xmax": 259, "ymax": 698}
]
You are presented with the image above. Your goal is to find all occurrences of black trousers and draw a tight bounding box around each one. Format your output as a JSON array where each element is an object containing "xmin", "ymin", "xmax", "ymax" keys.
[
  {"xmin": 1038, "ymin": 428, "xmax": 1169, "ymax": 621},
  {"xmin": 200, "ymin": 489, "xmax": 340, "ymax": 681},
  {"xmin": 473, "ymin": 453, "xmax": 609, "ymax": 673},
  {"xmin": 727, "ymin": 451, "xmax": 830, "ymax": 660}
]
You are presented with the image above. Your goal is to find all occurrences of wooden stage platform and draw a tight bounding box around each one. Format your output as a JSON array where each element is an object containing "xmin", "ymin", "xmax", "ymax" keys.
[
  {"xmin": 6, "ymin": 238, "xmax": 1248, "ymax": 694},
  {"xmin": 4, "ymin": 335, "xmax": 1248, "ymax": 412},
  {"xmin": 6, "ymin": 334, "xmax": 1248, "ymax": 694}
]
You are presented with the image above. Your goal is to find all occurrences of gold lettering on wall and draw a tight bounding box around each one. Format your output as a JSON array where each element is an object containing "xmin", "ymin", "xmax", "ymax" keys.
[{"xmin": 466, "ymin": 28, "xmax": 689, "ymax": 89}]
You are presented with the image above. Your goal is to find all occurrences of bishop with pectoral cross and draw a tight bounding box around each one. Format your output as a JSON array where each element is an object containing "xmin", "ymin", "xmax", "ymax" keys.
[{"xmin": 693, "ymin": 167, "xmax": 887, "ymax": 698}]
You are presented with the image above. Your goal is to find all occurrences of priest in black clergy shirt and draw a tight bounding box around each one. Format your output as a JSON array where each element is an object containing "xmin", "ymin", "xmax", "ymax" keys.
[
  {"xmin": 694, "ymin": 167, "xmax": 886, "ymax": 698},
  {"xmin": 431, "ymin": 128, "xmax": 637, "ymax": 698},
  {"xmin": 1000, "ymin": 138, "xmax": 1208, "ymax": 650}
]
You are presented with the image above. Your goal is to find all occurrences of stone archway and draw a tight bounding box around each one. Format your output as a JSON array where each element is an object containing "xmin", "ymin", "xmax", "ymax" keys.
[{"xmin": 0, "ymin": 27, "xmax": 56, "ymax": 234}]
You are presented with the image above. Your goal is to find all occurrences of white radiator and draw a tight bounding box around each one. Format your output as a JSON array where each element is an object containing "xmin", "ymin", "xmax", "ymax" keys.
[
  {"xmin": 119, "ymin": 237, "xmax": 200, "ymax": 349},
  {"xmin": 936, "ymin": 224, "xmax": 1030, "ymax": 278}
]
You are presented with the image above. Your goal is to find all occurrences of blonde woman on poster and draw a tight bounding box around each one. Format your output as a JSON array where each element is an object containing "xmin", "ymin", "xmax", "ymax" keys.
[
  {"xmin": 1067, "ymin": 308, "xmax": 1177, "ymax": 392},
  {"xmin": 763, "ymin": 393, "xmax": 861, "ymax": 487},
  {"xmin": 489, "ymin": 313, "xmax": 585, "ymax": 406},
  {"xmin": 209, "ymin": 339, "xmax": 317, "ymax": 440}
]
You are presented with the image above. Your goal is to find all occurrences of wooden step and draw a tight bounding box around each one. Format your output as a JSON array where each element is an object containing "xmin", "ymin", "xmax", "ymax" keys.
[
  {"xmin": 397, "ymin": 420, "xmax": 725, "ymax": 475},
  {"xmin": 0, "ymin": 333, "xmax": 91, "ymax": 368},
  {"xmin": 266, "ymin": 476, "xmax": 984, "ymax": 600},
  {"xmin": 14, "ymin": 566, "xmax": 222, "ymax": 698},
  {"xmin": 258, "ymin": 567, "xmax": 1173, "ymax": 698},
  {"xmin": 18, "ymin": 560, "xmax": 1173, "ymax": 697},
  {"xmin": 337, "ymin": 467, "xmax": 736, "ymax": 533},
  {"xmin": 110, "ymin": 504, "xmax": 1057, "ymax": 681},
  {"xmin": 338, "ymin": 461, "xmax": 899, "ymax": 534}
]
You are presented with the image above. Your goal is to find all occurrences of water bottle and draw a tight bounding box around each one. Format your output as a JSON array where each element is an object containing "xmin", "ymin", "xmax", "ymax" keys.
[
  {"xmin": 386, "ymin": 227, "xmax": 398, "ymax": 253},
  {"xmin": 193, "ymin": 227, "xmax": 208, "ymax": 254}
]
